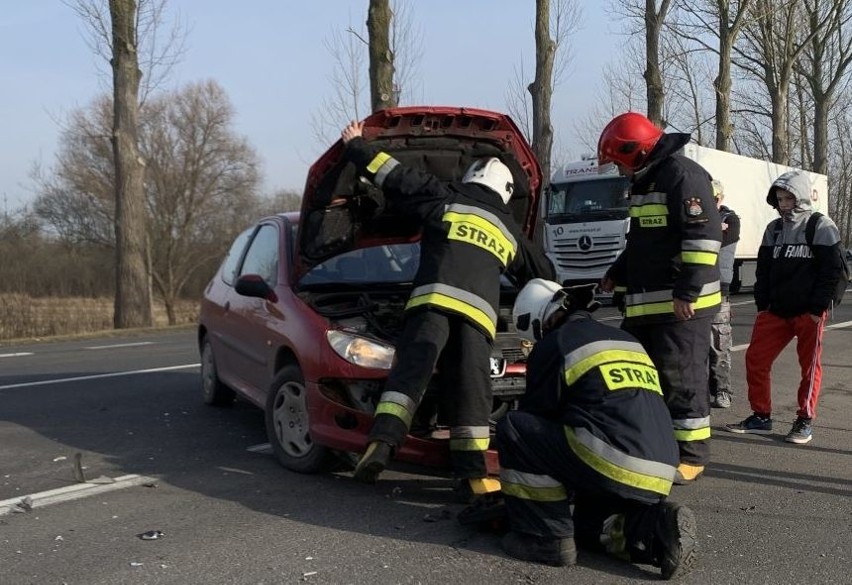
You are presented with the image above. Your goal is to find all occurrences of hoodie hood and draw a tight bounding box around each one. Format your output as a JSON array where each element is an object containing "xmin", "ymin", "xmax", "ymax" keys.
[{"xmin": 766, "ymin": 170, "xmax": 814, "ymax": 220}]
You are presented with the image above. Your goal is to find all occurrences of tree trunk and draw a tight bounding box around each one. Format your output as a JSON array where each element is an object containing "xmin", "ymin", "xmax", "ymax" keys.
[
  {"xmin": 715, "ymin": 34, "xmax": 734, "ymax": 151},
  {"xmin": 529, "ymin": 0, "xmax": 556, "ymax": 248},
  {"xmin": 109, "ymin": 0, "xmax": 152, "ymax": 328},
  {"xmin": 813, "ymin": 96, "xmax": 829, "ymax": 174},
  {"xmin": 644, "ymin": 1, "xmax": 665, "ymax": 126},
  {"xmin": 770, "ymin": 86, "xmax": 789, "ymax": 165},
  {"xmin": 367, "ymin": 0, "xmax": 396, "ymax": 112},
  {"xmin": 530, "ymin": 0, "xmax": 555, "ymax": 193}
]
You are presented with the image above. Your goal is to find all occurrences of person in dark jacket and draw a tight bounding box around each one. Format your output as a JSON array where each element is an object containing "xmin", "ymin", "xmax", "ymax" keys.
[
  {"xmin": 496, "ymin": 279, "xmax": 696, "ymax": 580},
  {"xmin": 709, "ymin": 180, "xmax": 740, "ymax": 409},
  {"xmin": 598, "ymin": 112, "xmax": 723, "ymax": 485},
  {"xmin": 726, "ymin": 170, "xmax": 845, "ymax": 444},
  {"xmin": 340, "ymin": 120, "xmax": 555, "ymax": 495}
]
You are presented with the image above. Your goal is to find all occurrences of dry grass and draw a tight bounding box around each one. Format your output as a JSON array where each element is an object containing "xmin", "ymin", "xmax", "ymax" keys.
[{"xmin": 0, "ymin": 294, "xmax": 199, "ymax": 341}]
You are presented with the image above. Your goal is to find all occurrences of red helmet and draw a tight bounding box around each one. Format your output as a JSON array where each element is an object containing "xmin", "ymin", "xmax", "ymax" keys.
[{"xmin": 597, "ymin": 112, "xmax": 664, "ymax": 171}]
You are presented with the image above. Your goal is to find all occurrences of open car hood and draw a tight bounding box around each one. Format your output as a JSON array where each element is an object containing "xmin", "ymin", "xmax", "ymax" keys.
[{"xmin": 294, "ymin": 106, "xmax": 542, "ymax": 281}]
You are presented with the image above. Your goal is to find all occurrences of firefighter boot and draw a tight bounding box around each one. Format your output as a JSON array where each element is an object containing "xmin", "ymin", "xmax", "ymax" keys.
[
  {"xmin": 353, "ymin": 441, "xmax": 393, "ymax": 484},
  {"xmin": 501, "ymin": 531, "xmax": 577, "ymax": 567},
  {"xmin": 654, "ymin": 503, "xmax": 698, "ymax": 580},
  {"xmin": 673, "ymin": 463, "xmax": 704, "ymax": 485},
  {"xmin": 455, "ymin": 477, "xmax": 502, "ymax": 504}
]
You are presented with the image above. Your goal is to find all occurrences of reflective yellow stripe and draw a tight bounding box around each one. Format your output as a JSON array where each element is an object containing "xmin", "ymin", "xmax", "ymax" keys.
[
  {"xmin": 625, "ymin": 290, "xmax": 722, "ymax": 318},
  {"xmin": 406, "ymin": 293, "xmax": 496, "ymax": 338},
  {"xmin": 564, "ymin": 427, "xmax": 674, "ymax": 495},
  {"xmin": 681, "ymin": 251, "xmax": 718, "ymax": 265},
  {"xmin": 366, "ymin": 152, "xmax": 392, "ymax": 174},
  {"xmin": 564, "ymin": 349, "xmax": 655, "ymax": 386},
  {"xmin": 443, "ymin": 210, "xmax": 516, "ymax": 266},
  {"xmin": 599, "ymin": 362, "xmax": 662, "ymax": 394},
  {"xmin": 673, "ymin": 427, "xmax": 712, "ymax": 442},
  {"xmin": 630, "ymin": 204, "xmax": 668, "ymax": 217},
  {"xmin": 502, "ymin": 481, "xmax": 568, "ymax": 502},
  {"xmin": 449, "ymin": 437, "xmax": 490, "ymax": 451},
  {"xmin": 375, "ymin": 401, "xmax": 413, "ymax": 427}
]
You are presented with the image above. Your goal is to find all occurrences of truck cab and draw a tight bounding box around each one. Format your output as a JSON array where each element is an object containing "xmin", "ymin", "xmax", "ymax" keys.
[{"xmin": 544, "ymin": 158, "xmax": 630, "ymax": 285}]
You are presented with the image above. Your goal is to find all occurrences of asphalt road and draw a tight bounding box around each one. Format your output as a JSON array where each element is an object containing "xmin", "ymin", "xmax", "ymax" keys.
[{"xmin": 1, "ymin": 297, "xmax": 851, "ymax": 585}]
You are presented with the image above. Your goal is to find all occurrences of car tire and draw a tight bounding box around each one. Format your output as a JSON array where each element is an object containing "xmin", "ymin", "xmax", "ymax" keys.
[
  {"xmin": 201, "ymin": 336, "xmax": 235, "ymax": 406},
  {"xmin": 265, "ymin": 364, "xmax": 335, "ymax": 474}
]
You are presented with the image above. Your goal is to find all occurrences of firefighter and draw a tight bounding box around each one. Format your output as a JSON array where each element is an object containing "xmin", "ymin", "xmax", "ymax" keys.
[
  {"xmin": 339, "ymin": 120, "xmax": 554, "ymax": 498},
  {"xmin": 496, "ymin": 279, "xmax": 697, "ymax": 579},
  {"xmin": 598, "ymin": 112, "xmax": 722, "ymax": 485}
]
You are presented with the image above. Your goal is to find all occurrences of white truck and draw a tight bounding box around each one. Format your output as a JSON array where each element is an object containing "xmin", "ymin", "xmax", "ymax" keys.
[{"xmin": 543, "ymin": 144, "xmax": 830, "ymax": 293}]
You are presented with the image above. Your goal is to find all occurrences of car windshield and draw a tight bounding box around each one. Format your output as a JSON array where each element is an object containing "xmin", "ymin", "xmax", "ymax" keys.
[
  {"xmin": 299, "ymin": 243, "xmax": 421, "ymax": 286},
  {"xmin": 548, "ymin": 176, "xmax": 630, "ymax": 220}
]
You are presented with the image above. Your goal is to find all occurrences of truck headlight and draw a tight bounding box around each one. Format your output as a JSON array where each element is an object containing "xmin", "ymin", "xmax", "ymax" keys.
[{"xmin": 326, "ymin": 330, "xmax": 395, "ymax": 370}]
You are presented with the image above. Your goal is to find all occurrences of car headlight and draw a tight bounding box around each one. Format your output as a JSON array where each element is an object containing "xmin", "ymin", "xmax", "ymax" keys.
[{"xmin": 326, "ymin": 330, "xmax": 396, "ymax": 370}]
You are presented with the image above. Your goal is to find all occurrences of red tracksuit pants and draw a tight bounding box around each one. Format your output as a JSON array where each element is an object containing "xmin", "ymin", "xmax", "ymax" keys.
[{"xmin": 745, "ymin": 310, "xmax": 826, "ymax": 420}]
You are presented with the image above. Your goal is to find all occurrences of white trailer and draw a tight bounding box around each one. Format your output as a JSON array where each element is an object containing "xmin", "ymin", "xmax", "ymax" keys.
[{"xmin": 543, "ymin": 145, "xmax": 829, "ymax": 292}]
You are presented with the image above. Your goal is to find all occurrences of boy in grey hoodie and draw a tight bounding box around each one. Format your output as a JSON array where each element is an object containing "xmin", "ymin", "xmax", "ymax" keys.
[{"xmin": 726, "ymin": 170, "xmax": 845, "ymax": 444}]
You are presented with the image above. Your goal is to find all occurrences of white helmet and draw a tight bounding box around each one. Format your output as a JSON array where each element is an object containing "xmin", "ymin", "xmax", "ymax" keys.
[
  {"xmin": 462, "ymin": 157, "xmax": 514, "ymax": 204},
  {"xmin": 513, "ymin": 280, "xmax": 600, "ymax": 342},
  {"xmin": 512, "ymin": 279, "xmax": 565, "ymax": 342}
]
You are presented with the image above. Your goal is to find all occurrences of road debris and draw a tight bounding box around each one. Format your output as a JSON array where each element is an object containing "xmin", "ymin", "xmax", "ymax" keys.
[{"xmin": 138, "ymin": 530, "xmax": 164, "ymax": 541}]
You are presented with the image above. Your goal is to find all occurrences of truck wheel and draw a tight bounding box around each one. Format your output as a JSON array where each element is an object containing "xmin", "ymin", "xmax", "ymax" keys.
[
  {"xmin": 265, "ymin": 365, "xmax": 336, "ymax": 474},
  {"xmin": 200, "ymin": 336, "xmax": 235, "ymax": 406}
]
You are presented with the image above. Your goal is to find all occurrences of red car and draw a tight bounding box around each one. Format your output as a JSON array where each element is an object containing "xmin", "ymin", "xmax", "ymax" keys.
[{"xmin": 198, "ymin": 106, "xmax": 542, "ymax": 475}]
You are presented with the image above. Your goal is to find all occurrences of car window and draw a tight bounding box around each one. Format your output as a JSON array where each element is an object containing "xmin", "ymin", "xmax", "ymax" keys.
[
  {"xmin": 220, "ymin": 228, "xmax": 253, "ymax": 286},
  {"xmin": 300, "ymin": 243, "xmax": 420, "ymax": 285},
  {"xmin": 240, "ymin": 224, "xmax": 279, "ymax": 285}
]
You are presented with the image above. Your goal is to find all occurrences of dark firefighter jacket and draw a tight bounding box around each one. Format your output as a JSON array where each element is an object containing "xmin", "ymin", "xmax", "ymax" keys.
[
  {"xmin": 606, "ymin": 134, "xmax": 723, "ymax": 325},
  {"xmin": 345, "ymin": 137, "xmax": 555, "ymax": 339},
  {"xmin": 520, "ymin": 311, "xmax": 679, "ymax": 500}
]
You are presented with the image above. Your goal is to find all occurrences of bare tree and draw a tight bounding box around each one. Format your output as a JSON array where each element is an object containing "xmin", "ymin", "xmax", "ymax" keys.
[
  {"xmin": 311, "ymin": 1, "xmax": 421, "ymax": 144},
  {"xmin": 673, "ymin": 0, "xmax": 755, "ymax": 150},
  {"xmin": 69, "ymin": 0, "xmax": 186, "ymax": 328},
  {"xmin": 796, "ymin": 0, "xmax": 852, "ymax": 174},
  {"xmin": 735, "ymin": 0, "xmax": 828, "ymax": 164},
  {"xmin": 33, "ymin": 82, "xmax": 263, "ymax": 324},
  {"xmin": 66, "ymin": 0, "xmax": 186, "ymax": 105}
]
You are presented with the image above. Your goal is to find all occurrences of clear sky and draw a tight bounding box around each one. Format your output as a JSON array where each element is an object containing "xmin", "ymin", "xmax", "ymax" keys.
[{"xmin": 0, "ymin": 1, "xmax": 619, "ymax": 212}]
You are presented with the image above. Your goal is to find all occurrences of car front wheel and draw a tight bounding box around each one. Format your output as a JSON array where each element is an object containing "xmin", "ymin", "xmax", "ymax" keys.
[
  {"xmin": 265, "ymin": 364, "xmax": 335, "ymax": 473},
  {"xmin": 201, "ymin": 336, "xmax": 235, "ymax": 406}
]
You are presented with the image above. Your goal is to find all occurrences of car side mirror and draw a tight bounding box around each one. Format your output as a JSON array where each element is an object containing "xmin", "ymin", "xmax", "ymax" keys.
[{"xmin": 235, "ymin": 274, "xmax": 278, "ymax": 303}]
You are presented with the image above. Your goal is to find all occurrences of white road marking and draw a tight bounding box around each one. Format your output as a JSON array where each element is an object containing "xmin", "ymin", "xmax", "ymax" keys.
[
  {"xmin": 0, "ymin": 363, "xmax": 200, "ymax": 391},
  {"xmin": 0, "ymin": 352, "xmax": 34, "ymax": 358},
  {"xmin": 84, "ymin": 341, "xmax": 154, "ymax": 350},
  {"xmin": 0, "ymin": 474, "xmax": 157, "ymax": 516}
]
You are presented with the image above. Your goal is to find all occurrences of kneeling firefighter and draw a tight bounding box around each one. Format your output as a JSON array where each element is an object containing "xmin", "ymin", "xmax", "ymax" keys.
[{"xmin": 495, "ymin": 280, "xmax": 698, "ymax": 579}]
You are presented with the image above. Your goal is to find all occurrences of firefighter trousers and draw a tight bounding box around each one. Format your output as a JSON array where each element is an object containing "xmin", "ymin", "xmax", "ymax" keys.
[
  {"xmin": 368, "ymin": 309, "xmax": 493, "ymax": 478},
  {"xmin": 623, "ymin": 316, "xmax": 712, "ymax": 466},
  {"xmin": 496, "ymin": 411, "xmax": 664, "ymax": 561},
  {"xmin": 709, "ymin": 299, "xmax": 732, "ymax": 396}
]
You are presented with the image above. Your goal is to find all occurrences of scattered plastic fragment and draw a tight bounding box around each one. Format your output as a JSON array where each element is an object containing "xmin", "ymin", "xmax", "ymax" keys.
[
  {"xmin": 130, "ymin": 562, "xmax": 144, "ymax": 567},
  {"xmin": 53, "ymin": 456, "xmax": 67, "ymax": 462},
  {"xmin": 138, "ymin": 530, "xmax": 164, "ymax": 541}
]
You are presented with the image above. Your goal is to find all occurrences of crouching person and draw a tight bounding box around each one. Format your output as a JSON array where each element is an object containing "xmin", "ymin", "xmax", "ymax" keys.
[{"xmin": 496, "ymin": 280, "xmax": 697, "ymax": 579}]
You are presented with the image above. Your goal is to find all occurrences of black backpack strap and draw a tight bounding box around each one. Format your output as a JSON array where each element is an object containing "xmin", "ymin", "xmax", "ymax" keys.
[{"xmin": 805, "ymin": 212, "xmax": 823, "ymax": 247}]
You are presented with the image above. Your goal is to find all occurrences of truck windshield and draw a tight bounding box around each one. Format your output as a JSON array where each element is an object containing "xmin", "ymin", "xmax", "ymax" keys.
[{"xmin": 547, "ymin": 177, "xmax": 630, "ymax": 221}]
